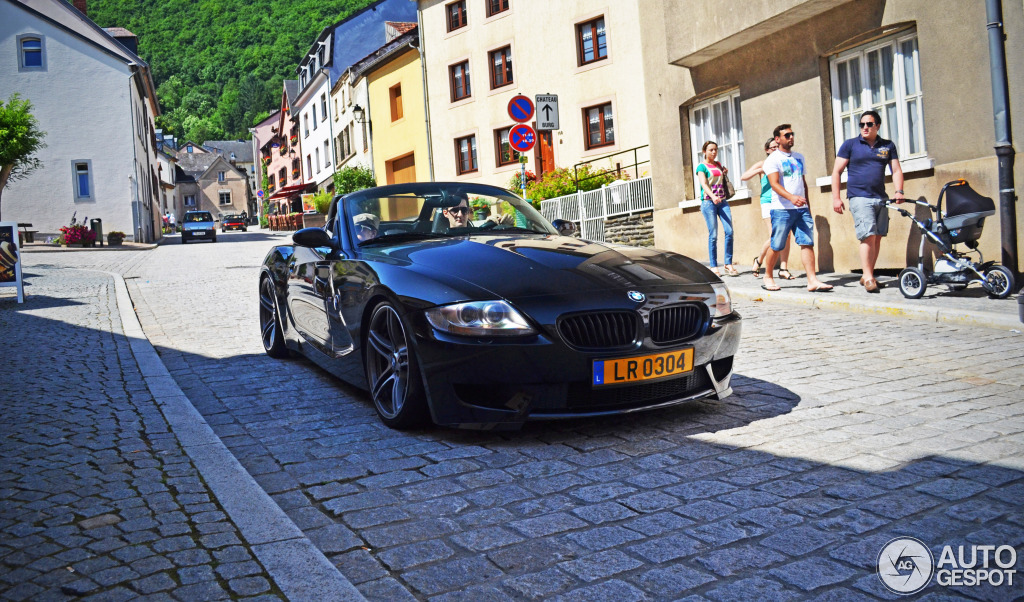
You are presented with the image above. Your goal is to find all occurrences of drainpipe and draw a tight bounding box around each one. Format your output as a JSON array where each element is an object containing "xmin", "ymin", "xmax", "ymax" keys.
[
  {"xmin": 414, "ymin": 8, "xmax": 435, "ymax": 182},
  {"xmin": 986, "ymin": 0, "xmax": 1018, "ymax": 276}
]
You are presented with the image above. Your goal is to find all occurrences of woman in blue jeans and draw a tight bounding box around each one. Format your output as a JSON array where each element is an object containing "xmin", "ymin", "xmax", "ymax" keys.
[{"xmin": 696, "ymin": 141, "xmax": 737, "ymax": 276}]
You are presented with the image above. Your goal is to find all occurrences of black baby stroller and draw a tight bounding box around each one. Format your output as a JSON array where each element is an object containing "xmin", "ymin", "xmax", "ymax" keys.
[{"xmin": 889, "ymin": 179, "xmax": 1015, "ymax": 299}]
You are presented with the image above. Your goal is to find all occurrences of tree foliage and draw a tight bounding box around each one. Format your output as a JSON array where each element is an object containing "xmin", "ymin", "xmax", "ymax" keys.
[
  {"xmin": 0, "ymin": 94, "xmax": 47, "ymax": 220},
  {"xmin": 82, "ymin": 0, "xmax": 375, "ymax": 143},
  {"xmin": 333, "ymin": 165, "xmax": 377, "ymax": 195},
  {"xmin": 509, "ymin": 165, "xmax": 625, "ymax": 208}
]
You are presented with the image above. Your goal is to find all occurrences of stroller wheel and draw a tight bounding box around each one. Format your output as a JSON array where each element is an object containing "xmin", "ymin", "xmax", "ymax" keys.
[
  {"xmin": 983, "ymin": 265, "xmax": 1015, "ymax": 299},
  {"xmin": 898, "ymin": 267, "xmax": 927, "ymax": 299}
]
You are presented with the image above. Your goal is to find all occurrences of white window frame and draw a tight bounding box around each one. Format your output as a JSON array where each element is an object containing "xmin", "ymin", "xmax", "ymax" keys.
[
  {"xmin": 218, "ymin": 191, "xmax": 231, "ymax": 205},
  {"xmin": 323, "ymin": 141, "xmax": 331, "ymax": 167},
  {"xmin": 688, "ymin": 91, "xmax": 745, "ymax": 199},
  {"xmin": 217, "ymin": 171, "xmax": 225, "ymax": 182},
  {"xmin": 320, "ymin": 94, "xmax": 328, "ymax": 122},
  {"xmin": 830, "ymin": 31, "xmax": 926, "ymax": 159},
  {"xmin": 17, "ymin": 34, "xmax": 45, "ymax": 71},
  {"xmin": 72, "ymin": 160, "xmax": 94, "ymax": 202},
  {"xmin": 184, "ymin": 194, "xmax": 196, "ymax": 207}
]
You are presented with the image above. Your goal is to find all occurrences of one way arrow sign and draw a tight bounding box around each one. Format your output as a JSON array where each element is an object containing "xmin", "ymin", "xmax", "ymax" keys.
[{"xmin": 535, "ymin": 94, "xmax": 559, "ymax": 131}]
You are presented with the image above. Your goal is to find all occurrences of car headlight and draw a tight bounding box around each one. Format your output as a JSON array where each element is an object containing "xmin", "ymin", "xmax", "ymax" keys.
[
  {"xmin": 426, "ymin": 301, "xmax": 536, "ymax": 336},
  {"xmin": 710, "ymin": 283, "xmax": 732, "ymax": 317}
]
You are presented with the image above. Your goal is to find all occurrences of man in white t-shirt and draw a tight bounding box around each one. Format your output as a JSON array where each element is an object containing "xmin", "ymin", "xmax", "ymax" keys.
[{"xmin": 761, "ymin": 123, "xmax": 833, "ymax": 292}]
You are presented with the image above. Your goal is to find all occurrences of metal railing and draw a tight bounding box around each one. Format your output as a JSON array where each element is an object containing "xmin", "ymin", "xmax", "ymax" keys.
[
  {"xmin": 540, "ymin": 176, "xmax": 653, "ymax": 241},
  {"xmin": 573, "ymin": 145, "xmax": 650, "ymax": 187}
]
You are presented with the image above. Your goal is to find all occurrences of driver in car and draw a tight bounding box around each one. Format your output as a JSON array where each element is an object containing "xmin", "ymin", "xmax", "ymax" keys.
[
  {"xmin": 353, "ymin": 213, "xmax": 379, "ymax": 242},
  {"xmin": 442, "ymin": 192, "xmax": 512, "ymax": 229}
]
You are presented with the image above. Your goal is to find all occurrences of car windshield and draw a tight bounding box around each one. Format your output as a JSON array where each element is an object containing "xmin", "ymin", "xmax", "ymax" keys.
[
  {"xmin": 185, "ymin": 212, "xmax": 213, "ymax": 222},
  {"xmin": 341, "ymin": 183, "xmax": 556, "ymax": 246}
]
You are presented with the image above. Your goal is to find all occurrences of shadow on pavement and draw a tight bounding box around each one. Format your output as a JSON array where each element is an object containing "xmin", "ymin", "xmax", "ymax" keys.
[{"xmin": 4, "ymin": 301, "xmax": 1022, "ymax": 601}]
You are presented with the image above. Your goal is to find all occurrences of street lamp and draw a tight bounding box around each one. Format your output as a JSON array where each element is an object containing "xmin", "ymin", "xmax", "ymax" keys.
[{"xmin": 352, "ymin": 104, "xmax": 367, "ymax": 124}]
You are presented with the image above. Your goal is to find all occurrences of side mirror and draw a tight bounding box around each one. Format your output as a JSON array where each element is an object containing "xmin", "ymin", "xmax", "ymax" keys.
[
  {"xmin": 552, "ymin": 219, "xmax": 576, "ymax": 237},
  {"xmin": 293, "ymin": 227, "xmax": 334, "ymax": 249}
]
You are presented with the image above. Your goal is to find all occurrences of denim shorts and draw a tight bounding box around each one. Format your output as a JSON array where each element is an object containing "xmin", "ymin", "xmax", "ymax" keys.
[
  {"xmin": 849, "ymin": 197, "xmax": 889, "ymax": 240},
  {"xmin": 770, "ymin": 208, "xmax": 814, "ymax": 250}
]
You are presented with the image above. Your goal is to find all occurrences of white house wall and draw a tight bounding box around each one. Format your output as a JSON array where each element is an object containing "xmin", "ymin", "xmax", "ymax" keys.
[{"xmin": 1, "ymin": 1, "xmax": 157, "ymax": 241}]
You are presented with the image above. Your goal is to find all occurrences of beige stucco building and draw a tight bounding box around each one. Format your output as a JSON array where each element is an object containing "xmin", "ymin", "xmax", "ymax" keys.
[
  {"xmin": 417, "ymin": 0, "xmax": 652, "ymax": 186},
  {"xmin": 646, "ymin": 0, "xmax": 1024, "ymax": 274}
]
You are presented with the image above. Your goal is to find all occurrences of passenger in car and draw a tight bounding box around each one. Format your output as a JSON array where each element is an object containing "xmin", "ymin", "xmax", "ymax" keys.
[{"xmin": 354, "ymin": 213, "xmax": 379, "ymax": 242}]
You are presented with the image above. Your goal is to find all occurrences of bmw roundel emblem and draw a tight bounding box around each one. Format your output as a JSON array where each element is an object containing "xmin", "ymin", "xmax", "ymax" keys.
[{"xmin": 627, "ymin": 291, "xmax": 645, "ymax": 303}]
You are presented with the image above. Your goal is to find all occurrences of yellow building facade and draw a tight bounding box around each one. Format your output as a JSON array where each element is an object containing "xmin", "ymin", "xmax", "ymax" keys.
[{"xmin": 366, "ymin": 46, "xmax": 432, "ymax": 185}]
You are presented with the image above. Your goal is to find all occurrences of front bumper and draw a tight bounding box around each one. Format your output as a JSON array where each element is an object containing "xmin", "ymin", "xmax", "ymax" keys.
[{"xmin": 411, "ymin": 312, "xmax": 741, "ymax": 429}]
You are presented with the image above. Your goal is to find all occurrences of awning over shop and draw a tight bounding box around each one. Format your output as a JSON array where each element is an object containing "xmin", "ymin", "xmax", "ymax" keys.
[{"xmin": 267, "ymin": 182, "xmax": 313, "ymax": 200}]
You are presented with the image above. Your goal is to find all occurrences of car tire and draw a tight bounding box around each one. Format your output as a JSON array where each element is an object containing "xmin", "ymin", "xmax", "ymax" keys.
[
  {"xmin": 364, "ymin": 301, "xmax": 429, "ymax": 429},
  {"xmin": 212, "ymin": 234, "xmax": 217, "ymax": 243},
  {"xmin": 181, "ymin": 235, "xmax": 187, "ymax": 244},
  {"xmin": 983, "ymin": 265, "xmax": 1015, "ymax": 299},
  {"xmin": 898, "ymin": 267, "xmax": 927, "ymax": 299},
  {"xmin": 259, "ymin": 277, "xmax": 290, "ymax": 359}
]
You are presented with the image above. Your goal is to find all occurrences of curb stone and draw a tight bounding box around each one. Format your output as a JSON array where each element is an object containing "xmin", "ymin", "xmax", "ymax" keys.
[
  {"xmin": 107, "ymin": 270, "xmax": 366, "ymax": 601},
  {"xmin": 730, "ymin": 288, "xmax": 1022, "ymax": 331}
]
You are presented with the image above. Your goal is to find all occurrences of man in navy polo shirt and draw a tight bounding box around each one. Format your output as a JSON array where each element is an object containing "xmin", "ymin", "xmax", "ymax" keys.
[{"xmin": 831, "ymin": 110, "xmax": 905, "ymax": 293}]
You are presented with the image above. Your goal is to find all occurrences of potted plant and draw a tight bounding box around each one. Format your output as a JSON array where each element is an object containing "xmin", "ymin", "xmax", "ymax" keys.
[
  {"xmin": 59, "ymin": 223, "xmax": 97, "ymax": 247},
  {"xmin": 470, "ymin": 197, "xmax": 490, "ymax": 220},
  {"xmin": 107, "ymin": 231, "xmax": 126, "ymax": 246}
]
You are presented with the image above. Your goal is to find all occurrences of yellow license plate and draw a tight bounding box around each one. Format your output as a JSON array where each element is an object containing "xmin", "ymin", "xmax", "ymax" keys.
[{"xmin": 593, "ymin": 348, "xmax": 694, "ymax": 386}]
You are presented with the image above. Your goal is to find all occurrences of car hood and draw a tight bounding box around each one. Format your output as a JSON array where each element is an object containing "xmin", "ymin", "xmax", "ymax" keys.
[{"xmin": 367, "ymin": 234, "xmax": 716, "ymax": 301}]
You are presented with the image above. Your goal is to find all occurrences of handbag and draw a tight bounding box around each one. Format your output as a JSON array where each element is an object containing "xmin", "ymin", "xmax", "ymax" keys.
[{"xmin": 720, "ymin": 167, "xmax": 736, "ymax": 201}]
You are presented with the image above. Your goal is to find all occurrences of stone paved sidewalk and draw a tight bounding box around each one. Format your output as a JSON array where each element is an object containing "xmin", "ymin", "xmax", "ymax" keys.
[{"xmin": 0, "ymin": 268, "xmax": 283, "ymax": 601}]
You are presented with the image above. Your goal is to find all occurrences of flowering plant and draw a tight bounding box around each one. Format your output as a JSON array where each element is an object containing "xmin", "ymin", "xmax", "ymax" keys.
[
  {"xmin": 59, "ymin": 224, "xmax": 97, "ymax": 245},
  {"xmin": 107, "ymin": 231, "xmax": 126, "ymax": 243}
]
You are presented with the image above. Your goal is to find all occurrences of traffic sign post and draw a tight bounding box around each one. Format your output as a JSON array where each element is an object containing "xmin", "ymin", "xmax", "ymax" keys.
[
  {"xmin": 508, "ymin": 95, "xmax": 535, "ymax": 123},
  {"xmin": 535, "ymin": 94, "xmax": 559, "ymax": 130}
]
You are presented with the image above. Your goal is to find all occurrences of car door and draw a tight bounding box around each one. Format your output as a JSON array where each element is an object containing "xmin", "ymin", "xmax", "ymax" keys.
[{"xmin": 287, "ymin": 245, "xmax": 332, "ymax": 355}]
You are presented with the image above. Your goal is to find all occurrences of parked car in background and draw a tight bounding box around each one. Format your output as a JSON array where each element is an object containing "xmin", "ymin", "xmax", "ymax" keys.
[
  {"xmin": 222, "ymin": 214, "xmax": 248, "ymax": 232},
  {"xmin": 181, "ymin": 211, "xmax": 216, "ymax": 244},
  {"xmin": 258, "ymin": 182, "xmax": 742, "ymax": 430}
]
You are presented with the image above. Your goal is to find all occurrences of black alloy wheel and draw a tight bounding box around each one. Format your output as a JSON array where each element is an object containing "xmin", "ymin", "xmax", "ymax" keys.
[
  {"xmin": 259, "ymin": 277, "xmax": 289, "ymax": 358},
  {"xmin": 364, "ymin": 302, "xmax": 427, "ymax": 429}
]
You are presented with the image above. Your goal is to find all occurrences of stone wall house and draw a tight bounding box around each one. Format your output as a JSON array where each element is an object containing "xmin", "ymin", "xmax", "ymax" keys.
[{"xmin": 1, "ymin": 0, "xmax": 161, "ymax": 242}]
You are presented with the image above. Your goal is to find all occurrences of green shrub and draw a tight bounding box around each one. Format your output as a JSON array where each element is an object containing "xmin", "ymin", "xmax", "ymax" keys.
[
  {"xmin": 333, "ymin": 165, "xmax": 377, "ymax": 196},
  {"xmin": 510, "ymin": 165, "xmax": 626, "ymax": 208},
  {"xmin": 311, "ymin": 190, "xmax": 333, "ymax": 214}
]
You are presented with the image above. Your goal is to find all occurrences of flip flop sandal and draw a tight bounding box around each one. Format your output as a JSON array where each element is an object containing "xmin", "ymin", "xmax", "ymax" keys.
[
  {"xmin": 752, "ymin": 257, "xmax": 762, "ymax": 278},
  {"xmin": 778, "ymin": 269, "xmax": 796, "ymax": 280}
]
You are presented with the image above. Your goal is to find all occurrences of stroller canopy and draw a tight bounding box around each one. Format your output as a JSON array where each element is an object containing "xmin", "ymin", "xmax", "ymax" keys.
[{"xmin": 944, "ymin": 181, "xmax": 995, "ymax": 218}]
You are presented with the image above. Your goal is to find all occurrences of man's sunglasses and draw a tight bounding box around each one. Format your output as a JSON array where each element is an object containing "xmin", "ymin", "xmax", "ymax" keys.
[
  {"xmin": 782, "ymin": 132, "xmax": 794, "ymax": 139},
  {"xmin": 860, "ymin": 121, "xmax": 877, "ymax": 128},
  {"xmin": 447, "ymin": 206, "xmax": 470, "ymax": 215}
]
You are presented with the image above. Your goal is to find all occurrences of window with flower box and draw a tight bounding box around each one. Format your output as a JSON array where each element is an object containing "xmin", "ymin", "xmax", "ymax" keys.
[{"xmin": 278, "ymin": 167, "xmax": 287, "ymax": 185}]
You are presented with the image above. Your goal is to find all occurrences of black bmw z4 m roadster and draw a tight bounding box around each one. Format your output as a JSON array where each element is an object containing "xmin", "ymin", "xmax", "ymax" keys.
[{"xmin": 259, "ymin": 182, "xmax": 741, "ymax": 430}]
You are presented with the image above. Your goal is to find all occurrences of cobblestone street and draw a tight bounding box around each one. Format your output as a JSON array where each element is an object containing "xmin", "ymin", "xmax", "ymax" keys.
[{"xmin": 3, "ymin": 234, "xmax": 1023, "ymax": 600}]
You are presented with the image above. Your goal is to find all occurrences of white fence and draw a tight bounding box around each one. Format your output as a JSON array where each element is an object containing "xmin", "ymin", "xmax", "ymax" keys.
[{"xmin": 539, "ymin": 176, "xmax": 653, "ymax": 242}]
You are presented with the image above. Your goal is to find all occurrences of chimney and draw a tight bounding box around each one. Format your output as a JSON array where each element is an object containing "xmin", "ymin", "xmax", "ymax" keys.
[{"xmin": 72, "ymin": 0, "xmax": 86, "ymax": 15}]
